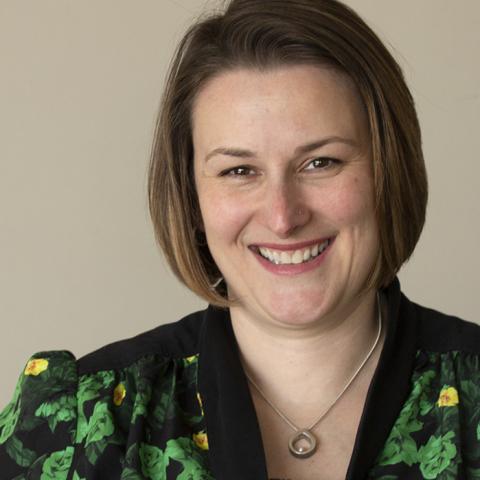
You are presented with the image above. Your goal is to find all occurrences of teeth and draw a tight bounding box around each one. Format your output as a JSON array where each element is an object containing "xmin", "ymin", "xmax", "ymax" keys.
[
  {"xmin": 292, "ymin": 250, "xmax": 303, "ymax": 264},
  {"xmin": 273, "ymin": 251, "xmax": 281, "ymax": 264},
  {"xmin": 258, "ymin": 239, "xmax": 331, "ymax": 265}
]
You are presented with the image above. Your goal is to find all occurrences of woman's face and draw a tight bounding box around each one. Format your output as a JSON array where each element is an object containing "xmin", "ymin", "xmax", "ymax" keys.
[{"xmin": 192, "ymin": 64, "xmax": 379, "ymax": 328}]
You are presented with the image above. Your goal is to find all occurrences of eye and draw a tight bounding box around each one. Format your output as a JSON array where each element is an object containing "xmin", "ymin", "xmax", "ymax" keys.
[
  {"xmin": 219, "ymin": 166, "xmax": 255, "ymax": 177},
  {"xmin": 304, "ymin": 157, "xmax": 340, "ymax": 171}
]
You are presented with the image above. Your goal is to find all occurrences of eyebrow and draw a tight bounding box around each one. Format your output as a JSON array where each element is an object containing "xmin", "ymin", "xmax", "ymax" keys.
[{"xmin": 204, "ymin": 136, "xmax": 358, "ymax": 162}]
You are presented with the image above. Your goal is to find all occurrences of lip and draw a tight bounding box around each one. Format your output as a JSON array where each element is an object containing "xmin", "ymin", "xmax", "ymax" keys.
[
  {"xmin": 250, "ymin": 236, "xmax": 333, "ymax": 252},
  {"xmin": 251, "ymin": 236, "xmax": 335, "ymax": 276}
]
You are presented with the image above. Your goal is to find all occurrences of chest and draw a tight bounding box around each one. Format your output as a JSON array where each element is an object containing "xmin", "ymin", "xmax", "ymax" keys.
[
  {"xmin": 265, "ymin": 440, "xmax": 354, "ymax": 480},
  {"xmin": 260, "ymin": 412, "xmax": 361, "ymax": 480},
  {"xmin": 252, "ymin": 379, "xmax": 371, "ymax": 480}
]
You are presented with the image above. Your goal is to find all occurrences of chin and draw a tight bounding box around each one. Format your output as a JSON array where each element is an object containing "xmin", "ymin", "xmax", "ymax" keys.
[{"xmin": 258, "ymin": 291, "xmax": 331, "ymax": 329}]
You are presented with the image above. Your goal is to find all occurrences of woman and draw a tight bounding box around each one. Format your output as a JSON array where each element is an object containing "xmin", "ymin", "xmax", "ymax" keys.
[{"xmin": 1, "ymin": 0, "xmax": 479, "ymax": 479}]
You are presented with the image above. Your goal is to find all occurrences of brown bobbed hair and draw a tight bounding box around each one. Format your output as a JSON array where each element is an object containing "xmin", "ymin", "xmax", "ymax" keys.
[{"xmin": 148, "ymin": 0, "xmax": 428, "ymax": 308}]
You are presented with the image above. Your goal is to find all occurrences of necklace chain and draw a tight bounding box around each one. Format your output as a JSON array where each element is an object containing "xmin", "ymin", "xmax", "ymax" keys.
[{"xmin": 244, "ymin": 293, "xmax": 383, "ymax": 457}]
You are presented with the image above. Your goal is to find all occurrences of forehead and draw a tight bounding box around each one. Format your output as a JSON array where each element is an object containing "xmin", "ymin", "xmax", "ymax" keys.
[{"xmin": 191, "ymin": 64, "xmax": 369, "ymax": 152}]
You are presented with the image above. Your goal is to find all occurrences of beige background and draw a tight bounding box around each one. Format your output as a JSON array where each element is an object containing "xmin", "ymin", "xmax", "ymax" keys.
[{"xmin": 1, "ymin": 0, "xmax": 479, "ymax": 407}]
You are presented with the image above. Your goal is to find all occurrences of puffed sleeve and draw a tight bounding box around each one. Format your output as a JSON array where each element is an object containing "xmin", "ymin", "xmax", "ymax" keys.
[{"xmin": 0, "ymin": 351, "xmax": 78, "ymax": 478}]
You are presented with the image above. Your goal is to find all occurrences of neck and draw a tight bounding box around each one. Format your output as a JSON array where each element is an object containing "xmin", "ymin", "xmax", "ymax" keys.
[{"xmin": 230, "ymin": 290, "xmax": 386, "ymax": 419}]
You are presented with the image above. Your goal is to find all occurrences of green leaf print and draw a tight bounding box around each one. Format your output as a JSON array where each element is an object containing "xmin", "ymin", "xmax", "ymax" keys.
[
  {"xmin": 131, "ymin": 386, "xmax": 152, "ymax": 424},
  {"xmin": 409, "ymin": 370, "xmax": 436, "ymax": 423},
  {"xmin": 40, "ymin": 446, "xmax": 74, "ymax": 480},
  {"xmin": 146, "ymin": 388, "xmax": 175, "ymax": 432},
  {"xmin": 155, "ymin": 391, "xmax": 173, "ymax": 419},
  {"xmin": 376, "ymin": 369, "xmax": 440, "ymax": 469},
  {"xmin": 128, "ymin": 357, "xmax": 170, "ymax": 424},
  {"xmin": 123, "ymin": 442, "xmax": 139, "ymax": 466},
  {"xmin": 72, "ymin": 472, "xmax": 86, "ymax": 480},
  {"xmin": 418, "ymin": 431, "xmax": 457, "ymax": 479},
  {"xmin": 35, "ymin": 394, "xmax": 76, "ymax": 433},
  {"xmin": 456, "ymin": 379, "xmax": 480, "ymax": 462},
  {"xmin": 139, "ymin": 442, "xmax": 169, "ymax": 479},
  {"xmin": 166, "ymin": 437, "xmax": 214, "ymax": 480},
  {"xmin": 466, "ymin": 467, "xmax": 480, "ymax": 479},
  {"xmin": 119, "ymin": 444, "xmax": 146, "ymax": 479},
  {"xmin": 77, "ymin": 398, "xmax": 119, "ymax": 466},
  {"xmin": 120, "ymin": 468, "xmax": 145, "ymax": 480},
  {"xmin": 377, "ymin": 425, "xmax": 418, "ymax": 467},
  {"xmin": 376, "ymin": 397, "xmax": 422, "ymax": 467},
  {"xmin": 85, "ymin": 401, "xmax": 114, "ymax": 446},
  {"xmin": 85, "ymin": 438, "xmax": 109, "ymax": 466},
  {"xmin": 419, "ymin": 397, "xmax": 434, "ymax": 416},
  {"xmin": 0, "ymin": 378, "xmax": 22, "ymax": 444},
  {"xmin": 75, "ymin": 371, "xmax": 115, "ymax": 444},
  {"xmin": 457, "ymin": 378, "xmax": 474, "ymax": 402},
  {"xmin": 397, "ymin": 404, "xmax": 423, "ymax": 435},
  {"xmin": 5, "ymin": 435, "xmax": 37, "ymax": 468}
]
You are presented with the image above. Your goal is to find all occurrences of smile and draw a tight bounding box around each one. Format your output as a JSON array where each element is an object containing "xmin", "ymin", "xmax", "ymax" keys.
[{"xmin": 258, "ymin": 239, "xmax": 332, "ymax": 265}]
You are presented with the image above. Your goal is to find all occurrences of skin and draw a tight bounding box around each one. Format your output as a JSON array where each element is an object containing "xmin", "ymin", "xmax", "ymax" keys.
[
  {"xmin": 193, "ymin": 64, "xmax": 379, "ymax": 326},
  {"xmin": 192, "ymin": 66, "xmax": 385, "ymax": 466}
]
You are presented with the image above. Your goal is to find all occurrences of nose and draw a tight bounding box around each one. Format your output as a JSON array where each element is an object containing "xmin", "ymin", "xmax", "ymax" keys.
[{"xmin": 260, "ymin": 179, "xmax": 310, "ymax": 237}]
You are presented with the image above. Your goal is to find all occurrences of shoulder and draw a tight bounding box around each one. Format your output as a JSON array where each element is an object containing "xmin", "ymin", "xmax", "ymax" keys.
[
  {"xmin": 0, "ymin": 350, "xmax": 78, "ymax": 473},
  {"xmin": 3, "ymin": 350, "xmax": 78, "ymax": 413},
  {"xmin": 403, "ymin": 294, "xmax": 480, "ymax": 354},
  {"xmin": 77, "ymin": 307, "xmax": 208, "ymax": 374},
  {"xmin": 0, "ymin": 309, "xmax": 209, "ymax": 475},
  {"xmin": 1, "ymin": 307, "xmax": 207, "ymax": 414}
]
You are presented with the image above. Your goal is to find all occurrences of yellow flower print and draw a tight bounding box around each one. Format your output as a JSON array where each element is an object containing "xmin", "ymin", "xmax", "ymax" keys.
[
  {"xmin": 193, "ymin": 430, "xmax": 209, "ymax": 450},
  {"xmin": 24, "ymin": 358, "xmax": 49, "ymax": 376},
  {"xmin": 197, "ymin": 392, "xmax": 205, "ymax": 416},
  {"xmin": 184, "ymin": 355, "xmax": 198, "ymax": 364},
  {"xmin": 437, "ymin": 386, "xmax": 459, "ymax": 407},
  {"xmin": 113, "ymin": 383, "xmax": 126, "ymax": 406}
]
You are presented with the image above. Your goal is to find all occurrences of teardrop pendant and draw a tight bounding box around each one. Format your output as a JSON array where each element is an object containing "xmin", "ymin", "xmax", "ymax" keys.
[{"xmin": 288, "ymin": 429, "xmax": 317, "ymax": 458}]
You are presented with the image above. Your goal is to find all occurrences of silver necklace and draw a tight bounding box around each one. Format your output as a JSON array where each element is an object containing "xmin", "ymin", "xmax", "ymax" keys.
[{"xmin": 244, "ymin": 293, "xmax": 383, "ymax": 459}]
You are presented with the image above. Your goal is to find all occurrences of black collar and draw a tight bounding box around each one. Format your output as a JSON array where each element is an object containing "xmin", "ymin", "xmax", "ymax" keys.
[{"xmin": 198, "ymin": 278, "xmax": 419, "ymax": 479}]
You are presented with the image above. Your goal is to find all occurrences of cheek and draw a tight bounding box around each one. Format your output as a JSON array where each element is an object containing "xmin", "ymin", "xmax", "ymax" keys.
[
  {"xmin": 199, "ymin": 188, "xmax": 252, "ymax": 243},
  {"xmin": 320, "ymin": 174, "xmax": 376, "ymax": 228}
]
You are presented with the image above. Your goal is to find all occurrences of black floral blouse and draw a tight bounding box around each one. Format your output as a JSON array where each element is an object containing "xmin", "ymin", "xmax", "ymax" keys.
[{"xmin": 1, "ymin": 278, "xmax": 480, "ymax": 479}]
